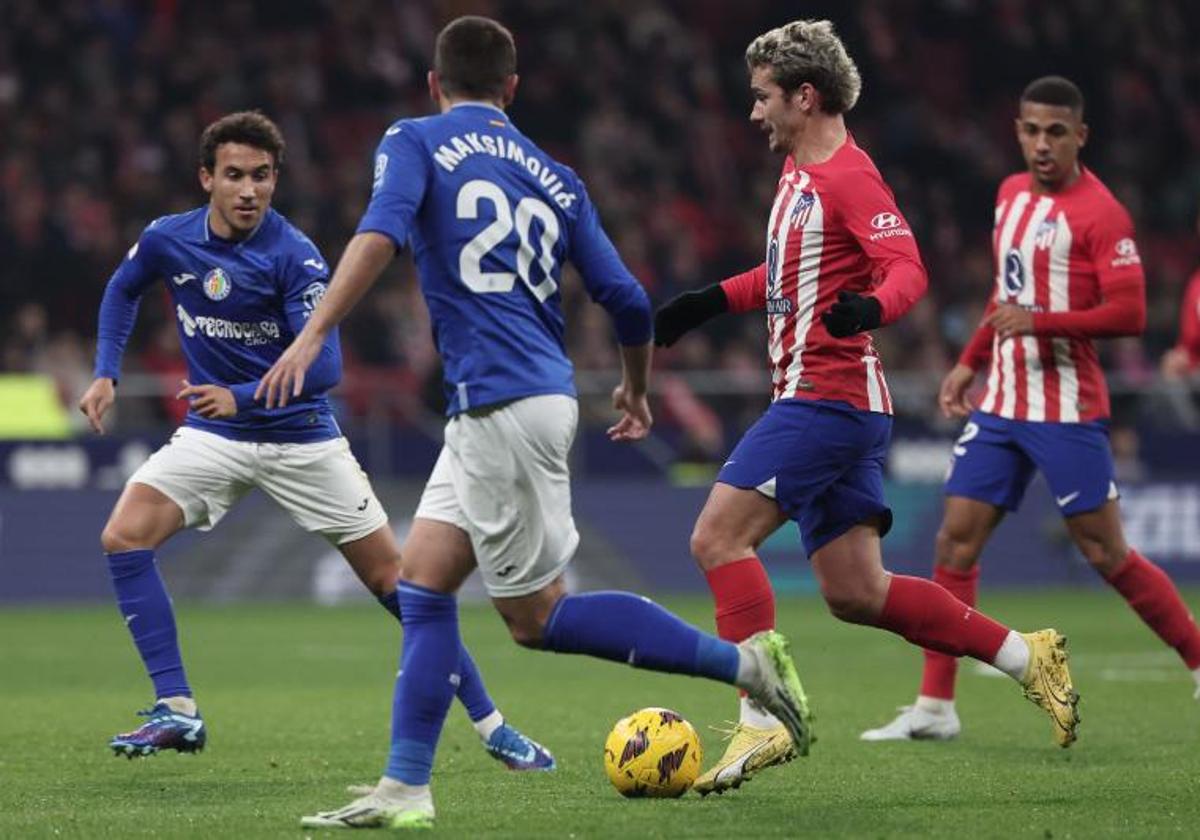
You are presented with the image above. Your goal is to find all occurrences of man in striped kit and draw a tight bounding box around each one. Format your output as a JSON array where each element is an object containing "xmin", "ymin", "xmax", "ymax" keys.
[
  {"xmin": 655, "ymin": 22, "xmax": 1080, "ymax": 795},
  {"xmin": 863, "ymin": 76, "xmax": 1200, "ymax": 743}
]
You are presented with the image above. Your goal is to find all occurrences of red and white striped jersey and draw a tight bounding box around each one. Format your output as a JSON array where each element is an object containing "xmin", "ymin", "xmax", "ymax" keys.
[
  {"xmin": 721, "ymin": 136, "xmax": 927, "ymax": 414},
  {"xmin": 976, "ymin": 169, "xmax": 1144, "ymax": 422}
]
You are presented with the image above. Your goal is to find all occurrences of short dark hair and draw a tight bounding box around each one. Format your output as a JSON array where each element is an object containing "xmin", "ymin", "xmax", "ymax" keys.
[
  {"xmin": 199, "ymin": 111, "xmax": 286, "ymax": 172},
  {"xmin": 1020, "ymin": 76, "xmax": 1085, "ymax": 116},
  {"xmin": 434, "ymin": 16, "xmax": 517, "ymax": 101}
]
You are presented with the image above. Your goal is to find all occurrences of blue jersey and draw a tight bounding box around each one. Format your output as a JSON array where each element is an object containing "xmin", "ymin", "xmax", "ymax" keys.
[
  {"xmin": 356, "ymin": 102, "xmax": 651, "ymax": 415},
  {"xmin": 93, "ymin": 207, "xmax": 342, "ymax": 443}
]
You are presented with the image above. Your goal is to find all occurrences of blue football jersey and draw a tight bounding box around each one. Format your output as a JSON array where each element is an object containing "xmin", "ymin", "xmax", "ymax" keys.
[
  {"xmin": 94, "ymin": 207, "xmax": 342, "ymax": 443},
  {"xmin": 356, "ymin": 102, "xmax": 651, "ymax": 415}
]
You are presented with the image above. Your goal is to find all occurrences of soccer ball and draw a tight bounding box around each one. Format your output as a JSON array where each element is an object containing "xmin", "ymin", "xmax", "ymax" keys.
[{"xmin": 603, "ymin": 707, "xmax": 702, "ymax": 798}]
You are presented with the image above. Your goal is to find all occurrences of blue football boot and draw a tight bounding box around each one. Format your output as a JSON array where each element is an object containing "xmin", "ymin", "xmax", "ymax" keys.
[
  {"xmin": 484, "ymin": 723, "xmax": 556, "ymax": 771},
  {"xmin": 110, "ymin": 702, "xmax": 207, "ymax": 758}
]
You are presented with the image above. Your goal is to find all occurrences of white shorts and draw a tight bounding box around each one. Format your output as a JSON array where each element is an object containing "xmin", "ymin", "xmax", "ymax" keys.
[
  {"xmin": 415, "ymin": 394, "xmax": 580, "ymax": 598},
  {"xmin": 130, "ymin": 426, "xmax": 387, "ymax": 545}
]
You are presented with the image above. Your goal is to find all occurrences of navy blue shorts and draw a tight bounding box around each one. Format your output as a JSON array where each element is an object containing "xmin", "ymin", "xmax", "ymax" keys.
[
  {"xmin": 944, "ymin": 410, "xmax": 1117, "ymax": 516},
  {"xmin": 717, "ymin": 399, "xmax": 893, "ymax": 555}
]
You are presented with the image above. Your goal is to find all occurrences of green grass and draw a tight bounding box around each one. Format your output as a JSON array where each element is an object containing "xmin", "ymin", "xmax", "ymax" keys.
[{"xmin": 1, "ymin": 591, "xmax": 1198, "ymax": 838}]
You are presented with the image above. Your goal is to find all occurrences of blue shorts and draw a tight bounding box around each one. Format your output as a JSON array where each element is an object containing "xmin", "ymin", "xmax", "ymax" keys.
[
  {"xmin": 944, "ymin": 411, "xmax": 1118, "ymax": 516},
  {"xmin": 717, "ymin": 399, "xmax": 893, "ymax": 555}
]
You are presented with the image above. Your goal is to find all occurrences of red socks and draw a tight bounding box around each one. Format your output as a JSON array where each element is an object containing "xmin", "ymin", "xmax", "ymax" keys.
[
  {"xmin": 1105, "ymin": 549, "xmax": 1200, "ymax": 669},
  {"xmin": 877, "ymin": 574, "xmax": 1008, "ymax": 664},
  {"xmin": 919, "ymin": 565, "xmax": 980, "ymax": 700},
  {"xmin": 705, "ymin": 557, "xmax": 775, "ymax": 642}
]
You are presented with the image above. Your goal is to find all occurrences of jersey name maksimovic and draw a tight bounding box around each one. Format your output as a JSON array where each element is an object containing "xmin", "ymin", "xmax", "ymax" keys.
[{"xmin": 356, "ymin": 102, "xmax": 651, "ymax": 416}]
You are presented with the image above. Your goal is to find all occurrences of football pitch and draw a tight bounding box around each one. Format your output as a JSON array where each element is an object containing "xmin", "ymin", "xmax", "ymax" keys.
[{"xmin": 2, "ymin": 590, "xmax": 1197, "ymax": 838}]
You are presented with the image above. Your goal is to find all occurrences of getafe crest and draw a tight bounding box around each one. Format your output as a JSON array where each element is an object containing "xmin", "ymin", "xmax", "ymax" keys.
[{"xmin": 203, "ymin": 267, "xmax": 233, "ymax": 301}]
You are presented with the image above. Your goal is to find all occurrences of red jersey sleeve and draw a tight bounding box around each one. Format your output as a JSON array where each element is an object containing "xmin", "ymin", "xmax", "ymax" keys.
[
  {"xmin": 838, "ymin": 168, "xmax": 928, "ymax": 325},
  {"xmin": 958, "ymin": 298, "xmax": 997, "ymax": 371},
  {"xmin": 1177, "ymin": 270, "xmax": 1200, "ymax": 366},
  {"xmin": 1031, "ymin": 204, "xmax": 1146, "ymax": 338},
  {"xmin": 720, "ymin": 263, "xmax": 766, "ymax": 314}
]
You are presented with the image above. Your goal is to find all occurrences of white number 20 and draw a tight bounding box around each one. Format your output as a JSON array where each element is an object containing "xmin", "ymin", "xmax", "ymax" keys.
[{"xmin": 457, "ymin": 179, "xmax": 560, "ymax": 302}]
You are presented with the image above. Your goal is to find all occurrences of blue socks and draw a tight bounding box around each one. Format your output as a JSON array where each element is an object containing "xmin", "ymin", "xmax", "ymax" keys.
[
  {"xmin": 106, "ymin": 549, "xmax": 191, "ymax": 699},
  {"xmin": 385, "ymin": 583, "xmax": 461, "ymax": 785},
  {"xmin": 377, "ymin": 589, "xmax": 497, "ymax": 723},
  {"xmin": 542, "ymin": 591, "xmax": 740, "ymax": 684}
]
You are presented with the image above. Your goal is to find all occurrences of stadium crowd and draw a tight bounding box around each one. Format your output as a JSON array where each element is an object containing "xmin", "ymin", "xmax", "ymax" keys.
[{"xmin": 2, "ymin": 0, "xmax": 1199, "ymax": 436}]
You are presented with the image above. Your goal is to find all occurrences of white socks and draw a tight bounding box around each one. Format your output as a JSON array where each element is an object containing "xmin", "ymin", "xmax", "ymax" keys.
[
  {"xmin": 914, "ymin": 695, "xmax": 955, "ymax": 715},
  {"xmin": 992, "ymin": 632, "xmax": 1032, "ymax": 681},
  {"xmin": 159, "ymin": 696, "xmax": 197, "ymax": 716},
  {"xmin": 472, "ymin": 709, "xmax": 503, "ymax": 742},
  {"xmin": 376, "ymin": 776, "xmax": 431, "ymax": 804},
  {"xmin": 739, "ymin": 696, "xmax": 780, "ymax": 729},
  {"xmin": 734, "ymin": 644, "xmax": 761, "ymax": 691}
]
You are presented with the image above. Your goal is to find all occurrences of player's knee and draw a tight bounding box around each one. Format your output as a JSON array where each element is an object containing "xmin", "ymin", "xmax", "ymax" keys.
[
  {"xmin": 1076, "ymin": 536, "xmax": 1126, "ymax": 575},
  {"xmin": 101, "ymin": 520, "xmax": 151, "ymax": 553},
  {"xmin": 934, "ymin": 524, "xmax": 982, "ymax": 570},
  {"xmin": 689, "ymin": 522, "xmax": 739, "ymax": 571},
  {"xmin": 819, "ymin": 579, "xmax": 878, "ymax": 625},
  {"xmin": 362, "ymin": 558, "xmax": 402, "ymax": 598},
  {"xmin": 494, "ymin": 598, "xmax": 554, "ymax": 649},
  {"xmin": 503, "ymin": 613, "xmax": 546, "ymax": 649}
]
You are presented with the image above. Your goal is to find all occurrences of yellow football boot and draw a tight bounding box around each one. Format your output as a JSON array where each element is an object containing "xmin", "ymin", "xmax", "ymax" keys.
[
  {"xmin": 692, "ymin": 723, "xmax": 796, "ymax": 796},
  {"xmin": 1019, "ymin": 629, "xmax": 1080, "ymax": 748}
]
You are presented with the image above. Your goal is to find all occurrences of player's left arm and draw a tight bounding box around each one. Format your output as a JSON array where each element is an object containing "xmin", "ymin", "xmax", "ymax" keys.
[
  {"xmin": 569, "ymin": 188, "xmax": 653, "ymax": 347},
  {"xmin": 568, "ymin": 187, "xmax": 653, "ymax": 441},
  {"xmin": 824, "ymin": 170, "xmax": 928, "ymax": 338},
  {"xmin": 990, "ymin": 207, "xmax": 1146, "ymax": 341}
]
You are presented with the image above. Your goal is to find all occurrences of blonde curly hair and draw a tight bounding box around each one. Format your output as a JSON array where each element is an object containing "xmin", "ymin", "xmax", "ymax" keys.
[{"xmin": 745, "ymin": 20, "xmax": 862, "ymax": 114}]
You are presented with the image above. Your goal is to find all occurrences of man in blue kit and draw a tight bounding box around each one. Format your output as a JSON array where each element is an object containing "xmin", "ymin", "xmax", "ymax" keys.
[
  {"xmin": 79, "ymin": 111, "xmax": 553, "ymax": 771},
  {"xmin": 257, "ymin": 17, "xmax": 812, "ymax": 830}
]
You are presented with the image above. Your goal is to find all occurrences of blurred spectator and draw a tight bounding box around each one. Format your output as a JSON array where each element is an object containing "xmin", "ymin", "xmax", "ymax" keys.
[{"xmin": 3, "ymin": 0, "xmax": 1199, "ymax": 438}]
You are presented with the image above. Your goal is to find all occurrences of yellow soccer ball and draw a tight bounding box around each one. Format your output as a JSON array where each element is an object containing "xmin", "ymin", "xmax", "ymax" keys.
[{"xmin": 603, "ymin": 707, "xmax": 702, "ymax": 798}]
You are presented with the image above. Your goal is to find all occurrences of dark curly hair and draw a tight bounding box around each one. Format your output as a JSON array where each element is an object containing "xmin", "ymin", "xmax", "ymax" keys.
[{"xmin": 198, "ymin": 111, "xmax": 286, "ymax": 172}]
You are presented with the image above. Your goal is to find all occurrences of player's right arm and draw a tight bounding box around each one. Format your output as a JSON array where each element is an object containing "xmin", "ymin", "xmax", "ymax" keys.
[
  {"xmin": 653, "ymin": 264, "xmax": 765, "ymax": 348},
  {"xmin": 80, "ymin": 227, "xmax": 164, "ymax": 433},
  {"xmin": 939, "ymin": 298, "xmax": 998, "ymax": 418},
  {"xmin": 258, "ymin": 124, "xmax": 428, "ymax": 408},
  {"xmin": 1162, "ymin": 270, "xmax": 1200, "ymax": 379}
]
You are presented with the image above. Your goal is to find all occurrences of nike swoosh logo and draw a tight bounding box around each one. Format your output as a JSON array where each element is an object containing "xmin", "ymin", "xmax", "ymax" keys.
[
  {"xmin": 715, "ymin": 741, "xmax": 769, "ymax": 782},
  {"xmin": 1055, "ymin": 491, "xmax": 1081, "ymax": 507},
  {"xmin": 1039, "ymin": 671, "xmax": 1074, "ymax": 735}
]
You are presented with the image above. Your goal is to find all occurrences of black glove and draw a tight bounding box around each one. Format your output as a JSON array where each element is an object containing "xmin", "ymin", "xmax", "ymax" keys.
[
  {"xmin": 653, "ymin": 285, "xmax": 729, "ymax": 347},
  {"xmin": 821, "ymin": 291, "xmax": 882, "ymax": 338}
]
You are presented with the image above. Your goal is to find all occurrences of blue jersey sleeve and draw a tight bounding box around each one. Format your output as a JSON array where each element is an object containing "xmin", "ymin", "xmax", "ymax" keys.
[
  {"xmin": 567, "ymin": 187, "xmax": 652, "ymax": 346},
  {"xmin": 355, "ymin": 123, "xmax": 431, "ymax": 250},
  {"xmin": 93, "ymin": 225, "xmax": 165, "ymax": 380},
  {"xmin": 228, "ymin": 237, "xmax": 342, "ymax": 411}
]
